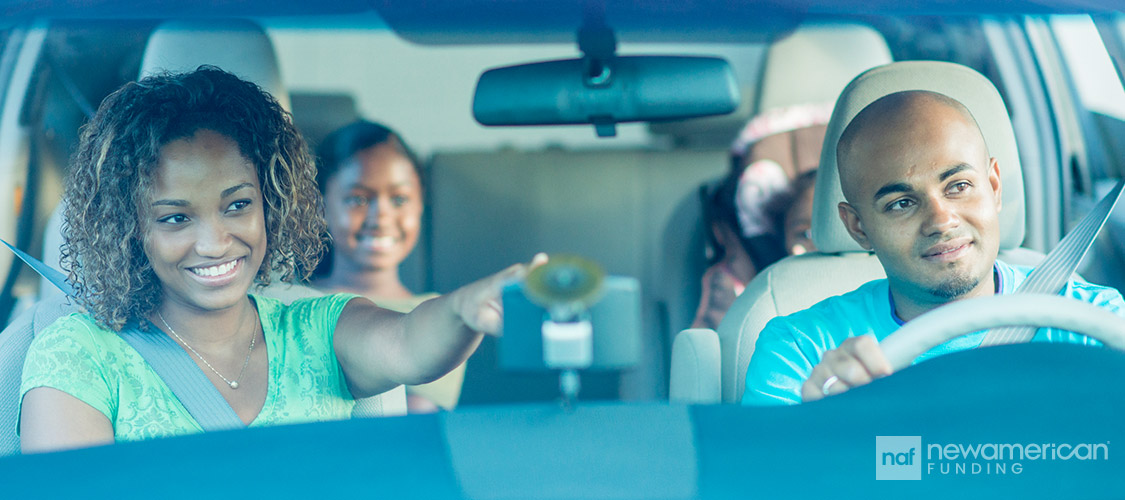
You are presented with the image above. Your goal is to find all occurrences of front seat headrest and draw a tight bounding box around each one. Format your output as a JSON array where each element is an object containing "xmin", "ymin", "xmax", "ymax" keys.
[{"xmin": 139, "ymin": 19, "xmax": 290, "ymax": 111}]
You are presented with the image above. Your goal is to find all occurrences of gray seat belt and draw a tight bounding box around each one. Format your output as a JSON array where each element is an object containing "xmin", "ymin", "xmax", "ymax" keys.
[
  {"xmin": 980, "ymin": 179, "xmax": 1125, "ymax": 346},
  {"xmin": 1, "ymin": 238, "xmax": 74, "ymax": 297},
  {"xmin": 117, "ymin": 323, "xmax": 244, "ymax": 431},
  {"xmin": 2, "ymin": 238, "xmax": 244, "ymax": 431}
]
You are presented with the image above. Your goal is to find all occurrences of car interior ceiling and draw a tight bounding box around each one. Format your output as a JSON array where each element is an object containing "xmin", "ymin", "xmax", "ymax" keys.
[{"xmin": 3, "ymin": 12, "xmax": 1125, "ymax": 406}]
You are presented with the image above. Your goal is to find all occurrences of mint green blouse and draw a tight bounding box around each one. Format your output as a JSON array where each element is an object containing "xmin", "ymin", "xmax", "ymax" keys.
[{"xmin": 20, "ymin": 293, "xmax": 359, "ymax": 442}]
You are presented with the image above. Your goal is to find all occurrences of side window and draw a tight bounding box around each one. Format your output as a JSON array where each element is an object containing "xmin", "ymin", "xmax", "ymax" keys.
[
  {"xmin": 1050, "ymin": 15, "xmax": 1125, "ymax": 293},
  {"xmin": 869, "ymin": 17, "xmax": 1000, "ymax": 89},
  {"xmin": 1051, "ymin": 14, "xmax": 1125, "ymax": 183},
  {"xmin": 0, "ymin": 23, "xmax": 150, "ymax": 324},
  {"xmin": 1051, "ymin": 15, "xmax": 1125, "ymax": 121}
]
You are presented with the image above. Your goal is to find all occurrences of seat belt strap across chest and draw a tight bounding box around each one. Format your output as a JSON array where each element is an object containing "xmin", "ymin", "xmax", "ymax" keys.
[
  {"xmin": 2, "ymin": 238, "xmax": 244, "ymax": 431},
  {"xmin": 118, "ymin": 322, "xmax": 245, "ymax": 431},
  {"xmin": 980, "ymin": 179, "xmax": 1125, "ymax": 346}
]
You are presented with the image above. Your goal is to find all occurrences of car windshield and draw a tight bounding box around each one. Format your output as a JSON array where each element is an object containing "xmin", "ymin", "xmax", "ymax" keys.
[{"xmin": 1, "ymin": 1, "xmax": 1124, "ymax": 497}]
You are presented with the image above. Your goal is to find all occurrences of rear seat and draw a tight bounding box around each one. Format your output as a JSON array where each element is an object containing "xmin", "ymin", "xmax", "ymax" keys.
[
  {"xmin": 289, "ymin": 91, "xmax": 361, "ymax": 151},
  {"xmin": 430, "ymin": 148, "xmax": 729, "ymax": 402}
]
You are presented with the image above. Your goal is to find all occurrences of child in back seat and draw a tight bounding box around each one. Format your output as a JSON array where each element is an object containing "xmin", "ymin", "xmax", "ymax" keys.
[{"xmin": 692, "ymin": 103, "xmax": 831, "ymax": 330}]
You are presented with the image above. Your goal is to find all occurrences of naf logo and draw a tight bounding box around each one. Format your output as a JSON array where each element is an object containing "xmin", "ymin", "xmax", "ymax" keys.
[{"xmin": 876, "ymin": 436, "xmax": 922, "ymax": 480}]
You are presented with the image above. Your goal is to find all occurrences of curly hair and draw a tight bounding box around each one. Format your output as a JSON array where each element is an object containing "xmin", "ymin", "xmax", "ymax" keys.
[{"xmin": 62, "ymin": 66, "xmax": 327, "ymax": 331}]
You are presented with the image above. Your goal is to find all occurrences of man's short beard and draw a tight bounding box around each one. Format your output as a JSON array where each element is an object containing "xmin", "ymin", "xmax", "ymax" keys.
[{"xmin": 929, "ymin": 272, "xmax": 982, "ymax": 300}]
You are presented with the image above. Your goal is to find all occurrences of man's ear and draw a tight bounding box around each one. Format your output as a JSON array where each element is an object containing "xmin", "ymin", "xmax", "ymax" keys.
[
  {"xmin": 988, "ymin": 157, "xmax": 1002, "ymax": 213},
  {"xmin": 838, "ymin": 201, "xmax": 872, "ymax": 250}
]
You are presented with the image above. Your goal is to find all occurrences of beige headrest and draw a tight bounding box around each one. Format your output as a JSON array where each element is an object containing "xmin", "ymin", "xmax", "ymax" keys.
[
  {"xmin": 812, "ymin": 61, "xmax": 1025, "ymax": 253},
  {"xmin": 140, "ymin": 20, "xmax": 290, "ymax": 111},
  {"xmin": 755, "ymin": 22, "xmax": 893, "ymax": 115}
]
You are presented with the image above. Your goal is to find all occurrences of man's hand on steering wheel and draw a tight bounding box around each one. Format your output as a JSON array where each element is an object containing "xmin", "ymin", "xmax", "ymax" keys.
[{"xmin": 801, "ymin": 335, "xmax": 894, "ymax": 402}]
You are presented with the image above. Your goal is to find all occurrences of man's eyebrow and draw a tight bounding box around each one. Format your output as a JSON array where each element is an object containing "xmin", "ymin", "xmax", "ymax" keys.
[
  {"xmin": 871, "ymin": 164, "xmax": 976, "ymax": 202},
  {"xmin": 222, "ymin": 182, "xmax": 255, "ymax": 198},
  {"xmin": 938, "ymin": 163, "xmax": 973, "ymax": 182},
  {"xmin": 874, "ymin": 182, "xmax": 913, "ymax": 201}
]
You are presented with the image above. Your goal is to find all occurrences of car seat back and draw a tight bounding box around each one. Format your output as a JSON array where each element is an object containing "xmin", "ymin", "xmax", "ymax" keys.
[{"xmin": 0, "ymin": 295, "xmax": 75, "ymax": 456}]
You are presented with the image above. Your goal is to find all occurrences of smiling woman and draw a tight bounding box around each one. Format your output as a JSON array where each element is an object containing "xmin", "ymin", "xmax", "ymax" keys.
[
  {"xmin": 17, "ymin": 66, "xmax": 535, "ymax": 453},
  {"xmin": 63, "ymin": 67, "xmax": 324, "ymax": 331}
]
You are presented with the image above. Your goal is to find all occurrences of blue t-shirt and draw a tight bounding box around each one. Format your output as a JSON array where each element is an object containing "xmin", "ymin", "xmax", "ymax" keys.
[{"xmin": 741, "ymin": 260, "xmax": 1124, "ymax": 406}]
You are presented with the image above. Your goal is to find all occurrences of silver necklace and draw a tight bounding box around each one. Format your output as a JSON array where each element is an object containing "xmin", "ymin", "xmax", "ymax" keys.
[{"xmin": 157, "ymin": 311, "xmax": 256, "ymax": 390}]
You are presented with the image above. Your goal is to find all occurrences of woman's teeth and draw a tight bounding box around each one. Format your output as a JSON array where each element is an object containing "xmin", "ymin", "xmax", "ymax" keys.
[
  {"xmin": 359, "ymin": 235, "xmax": 396, "ymax": 250},
  {"xmin": 191, "ymin": 260, "xmax": 237, "ymax": 277}
]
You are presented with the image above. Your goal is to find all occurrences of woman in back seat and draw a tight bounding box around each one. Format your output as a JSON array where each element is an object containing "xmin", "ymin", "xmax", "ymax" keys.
[
  {"xmin": 312, "ymin": 120, "xmax": 465, "ymax": 413},
  {"xmin": 18, "ymin": 66, "xmax": 537, "ymax": 453}
]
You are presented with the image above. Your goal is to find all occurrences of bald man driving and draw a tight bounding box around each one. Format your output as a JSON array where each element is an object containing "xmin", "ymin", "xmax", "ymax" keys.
[{"xmin": 742, "ymin": 90, "xmax": 1125, "ymax": 406}]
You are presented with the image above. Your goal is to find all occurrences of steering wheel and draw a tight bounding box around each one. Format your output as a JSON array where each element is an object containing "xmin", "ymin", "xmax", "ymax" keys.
[{"xmin": 879, "ymin": 294, "xmax": 1125, "ymax": 371}]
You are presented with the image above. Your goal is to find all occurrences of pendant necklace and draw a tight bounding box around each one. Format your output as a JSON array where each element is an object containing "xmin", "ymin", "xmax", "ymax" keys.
[{"xmin": 157, "ymin": 310, "xmax": 257, "ymax": 390}]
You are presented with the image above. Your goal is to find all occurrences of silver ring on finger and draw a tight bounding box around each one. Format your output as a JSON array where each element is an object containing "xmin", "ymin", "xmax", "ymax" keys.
[{"xmin": 821, "ymin": 375, "xmax": 840, "ymax": 396}]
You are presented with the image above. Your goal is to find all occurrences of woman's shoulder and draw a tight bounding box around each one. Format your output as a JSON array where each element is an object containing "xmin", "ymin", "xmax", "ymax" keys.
[
  {"xmin": 373, "ymin": 293, "xmax": 438, "ymax": 313},
  {"xmin": 24, "ymin": 312, "xmax": 135, "ymax": 387},
  {"xmin": 252, "ymin": 291, "xmax": 361, "ymax": 329},
  {"xmin": 34, "ymin": 312, "xmax": 118, "ymax": 347},
  {"xmin": 254, "ymin": 291, "xmax": 359, "ymax": 311}
]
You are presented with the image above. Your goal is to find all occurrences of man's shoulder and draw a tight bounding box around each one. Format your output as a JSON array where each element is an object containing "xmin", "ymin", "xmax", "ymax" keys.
[
  {"xmin": 1065, "ymin": 275, "xmax": 1125, "ymax": 312},
  {"xmin": 762, "ymin": 279, "xmax": 889, "ymax": 336},
  {"xmin": 998, "ymin": 259, "xmax": 1125, "ymax": 312}
]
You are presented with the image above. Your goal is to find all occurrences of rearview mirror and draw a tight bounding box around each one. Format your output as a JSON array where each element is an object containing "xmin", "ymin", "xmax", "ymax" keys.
[{"xmin": 472, "ymin": 55, "xmax": 740, "ymax": 137}]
